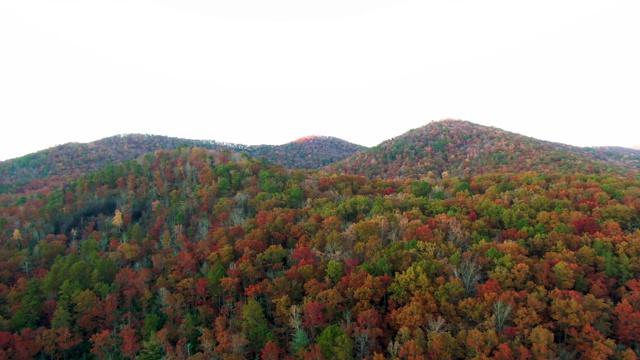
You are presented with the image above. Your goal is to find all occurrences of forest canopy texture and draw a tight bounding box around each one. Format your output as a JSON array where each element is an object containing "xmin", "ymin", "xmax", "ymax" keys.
[{"xmin": 1, "ymin": 120, "xmax": 640, "ymax": 359}]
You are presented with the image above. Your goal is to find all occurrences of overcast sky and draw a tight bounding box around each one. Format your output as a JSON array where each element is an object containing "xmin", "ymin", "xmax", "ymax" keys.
[{"xmin": 1, "ymin": 0, "xmax": 638, "ymax": 161}]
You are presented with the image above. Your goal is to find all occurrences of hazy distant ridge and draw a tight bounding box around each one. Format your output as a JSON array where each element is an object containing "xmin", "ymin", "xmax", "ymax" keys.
[
  {"xmin": 0, "ymin": 134, "xmax": 364, "ymax": 193},
  {"xmin": 2, "ymin": 120, "xmax": 639, "ymax": 194}
]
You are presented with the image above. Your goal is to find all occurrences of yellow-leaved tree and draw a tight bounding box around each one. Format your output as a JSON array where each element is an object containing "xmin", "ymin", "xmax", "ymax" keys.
[{"xmin": 112, "ymin": 210, "xmax": 123, "ymax": 228}]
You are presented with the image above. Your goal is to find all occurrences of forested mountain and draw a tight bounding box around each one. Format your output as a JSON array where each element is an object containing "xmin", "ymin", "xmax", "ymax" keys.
[
  {"xmin": 3, "ymin": 120, "xmax": 637, "ymax": 196},
  {"xmin": 328, "ymin": 119, "xmax": 640, "ymax": 179},
  {"xmin": 1, "ymin": 139, "xmax": 640, "ymax": 358},
  {"xmin": 0, "ymin": 135, "xmax": 221, "ymax": 194},
  {"xmin": 0, "ymin": 134, "xmax": 364, "ymax": 194},
  {"xmin": 585, "ymin": 147, "xmax": 640, "ymax": 170},
  {"xmin": 249, "ymin": 136, "xmax": 366, "ymax": 170},
  {"xmin": 1, "ymin": 121, "xmax": 640, "ymax": 359}
]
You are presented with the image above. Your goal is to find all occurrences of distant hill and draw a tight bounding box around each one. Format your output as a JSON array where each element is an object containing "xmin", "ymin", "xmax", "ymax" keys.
[
  {"xmin": 249, "ymin": 136, "xmax": 366, "ymax": 169},
  {"xmin": 583, "ymin": 146, "xmax": 640, "ymax": 170},
  {"xmin": 327, "ymin": 119, "xmax": 639, "ymax": 179},
  {"xmin": 0, "ymin": 135, "xmax": 224, "ymax": 193},
  {"xmin": 3, "ymin": 121, "xmax": 637, "ymax": 194},
  {"xmin": 0, "ymin": 134, "xmax": 364, "ymax": 193}
]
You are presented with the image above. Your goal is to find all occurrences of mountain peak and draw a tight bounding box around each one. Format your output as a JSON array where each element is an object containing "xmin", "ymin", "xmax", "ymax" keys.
[
  {"xmin": 291, "ymin": 135, "xmax": 329, "ymax": 144},
  {"xmin": 328, "ymin": 119, "xmax": 638, "ymax": 179}
]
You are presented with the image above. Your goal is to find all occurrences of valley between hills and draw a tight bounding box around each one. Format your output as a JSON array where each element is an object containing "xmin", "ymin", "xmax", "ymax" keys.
[{"xmin": 1, "ymin": 119, "xmax": 640, "ymax": 359}]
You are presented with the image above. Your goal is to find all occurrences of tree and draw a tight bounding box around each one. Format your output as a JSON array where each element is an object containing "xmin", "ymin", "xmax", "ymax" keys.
[
  {"xmin": 303, "ymin": 301, "xmax": 327, "ymax": 333},
  {"xmin": 528, "ymin": 326, "xmax": 555, "ymax": 359},
  {"xmin": 552, "ymin": 261, "xmax": 576, "ymax": 290},
  {"xmin": 74, "ymin": 289, "xmax": 101, "ymax": 332},
  {"xmin": 90, "ymin": 329, "xmax": 118, "ymax": 359},
  {"xmin": 614, "ymin": 300, "xmax": 640, "ymax": 347},
  {"xmin": 458, "ymin": 329, "xmax": 498, "ymax": 358},
  {"xmin": 10, "ymin": 328, "xmax": 41, "ymax": 360},
  {"xmin": 354, "ymin": 308, "xmax": 383, "ymax": 357},
  {"xmin": 138, "ymin": 337, "xmax": 164, "ymax": 360},
  {"xmin": 493, "ymin": 301, "xmax": 512, "ymax": 334},
  {"xmin": 290, "ymin": 329, "xmax": 310, "ymax": 355},
  {"xmin": 12, "ymin": 229, "xmax": 21, "ymax": 241},
  {"xmin": 399, "ymin": 339, "xmax": 425, "ymax": 360},
  {"xmin": 426, "ymin": 331, "xmax": 458, "ymax": 360},
  {"xmin": 575, "ymin": 324, "xmax": 614, "ymax": 359},
  {"xmin": 261, "ymin": 341, "xmax": 285, "ymax": 360},
  {"xmin": 317, "ymin": 325, "xmax": 353, "ymax": 360},
  {"xmin": 326, "ymin": 260, "xmax": 344, "ymax": 284},
  {"xmin": 119, "ymin": 326, "xmax": 141, "ymax": 359},
  {"xmin": 112, "ymin": 209, "xmax": 123, "ymax": 228},
  {"xmin": 56, "ymin": 328, "xmax": 81, "ymax": 359},
  {"xmin": 242, "ymin": 299, "xmax": 271, "ymax": 353},
  {"xmin": 454, "ymin": 258, "xmax": 482, "ymax": 296}
]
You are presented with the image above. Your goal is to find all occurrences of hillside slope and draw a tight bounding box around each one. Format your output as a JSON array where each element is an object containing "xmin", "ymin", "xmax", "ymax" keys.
[
  {"xmin": 584, "ymin": 146, "xmax": 640, "ymax": 170},
  {"xmin": 1, "ymin": 146, "xmax": 639, "ymax": 358},
  {"xmin": 0, "ymin": 134, "xmax": 364, "ymax": 193},
  {"xmin": 250, "ymin": 135, "xmax": 366, "ymax": 169},
  {"xmin": 328, "ymin": 119, "xmax": 639, "ymax": 179}
]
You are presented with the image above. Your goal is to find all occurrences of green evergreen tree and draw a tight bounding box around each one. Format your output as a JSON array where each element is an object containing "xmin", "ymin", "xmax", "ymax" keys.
[
  {"xmin": 317, "ymin": 324, "xmax": 353, "ymax": 360},
  {"xmin": 291, "ymin": 329, "xmax": 309, "ymax": 354},
  {"xmin": 242, "ymin": 299, "xmax": 271, "ymax": 352},
  {"xmin": 138, "ymin": 337, "xmax": 164, "ymax": 360}
]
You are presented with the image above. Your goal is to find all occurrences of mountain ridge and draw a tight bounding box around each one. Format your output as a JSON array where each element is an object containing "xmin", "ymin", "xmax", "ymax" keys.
[
  {"xmin": 327, "ymin": 119, "xmax": 640, "ymax": 179},
  {"xmin": 1, "ymin": 125, "xmax": 640, "ymax": 358},
  {"xmin": 0, "ymin": 133, "xmax": 365, "ymax": 194},
  {"xmin": 2, "ymin": 120, "xmax": 639, "ymax": 194}
]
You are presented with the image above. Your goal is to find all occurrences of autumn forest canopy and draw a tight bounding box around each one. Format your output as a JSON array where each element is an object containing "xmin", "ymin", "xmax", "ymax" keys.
[{"xmin": 1, "ymin": 120, "xmax": 640, "ymax": 359}]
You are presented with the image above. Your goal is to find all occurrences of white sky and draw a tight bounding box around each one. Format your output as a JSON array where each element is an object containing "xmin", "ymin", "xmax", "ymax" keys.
[{"xmin": 1, "ymin": 0, "xmax": 639, "ymax": 161}]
